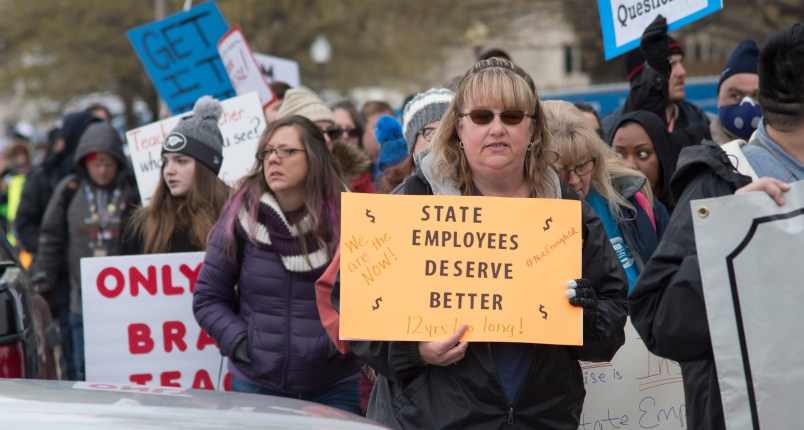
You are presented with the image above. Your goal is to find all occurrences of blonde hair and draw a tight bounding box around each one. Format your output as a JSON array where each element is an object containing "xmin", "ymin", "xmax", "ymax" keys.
[
  {"xmin": 543, "ymin": 100, "xmax": 652, "ymax": 221},
  {"xmin": 430, "ymin": 58, "xmax": 558, "ymax": 198}
]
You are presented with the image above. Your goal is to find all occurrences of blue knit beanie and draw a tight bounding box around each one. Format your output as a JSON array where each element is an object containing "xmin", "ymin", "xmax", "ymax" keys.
[
  {"xmin": 375, "ymin": 115, "xmax": 408, "ymax": 174},
  {"xmin": 718, "ymin": 40, "xmax": 759, "ymax": 93}
]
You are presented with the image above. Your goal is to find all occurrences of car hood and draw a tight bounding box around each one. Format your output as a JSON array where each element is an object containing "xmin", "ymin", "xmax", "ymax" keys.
[{"xmin": 0, "ymin": 379, "xmax": 386, "ymax": 430}]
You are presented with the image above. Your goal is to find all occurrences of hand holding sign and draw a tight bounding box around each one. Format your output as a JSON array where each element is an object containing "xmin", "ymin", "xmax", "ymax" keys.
[
  {"xmin": 597, "ymin": 0, "xmax": 722, "ymax": 60},
  {"xmin": 419, "ymin": 324, "xmax": 468, "ymax": 367},
  {"xmin": 641, "ymin": 15, "xmax": 670, "ymax": 78}
]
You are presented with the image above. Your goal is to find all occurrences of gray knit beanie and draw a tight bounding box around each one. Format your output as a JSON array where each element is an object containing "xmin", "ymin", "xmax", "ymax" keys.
[
  {"xmin": 402, "ymin": 88, "xmax": 453, "ymax": 153},
  {"xmin": 162, "ymin": 96, "xmax": 224, "ymax": 174},
  {"xmin": 276, "ymin": 88, "xmax": 335, "ymax": 124}
]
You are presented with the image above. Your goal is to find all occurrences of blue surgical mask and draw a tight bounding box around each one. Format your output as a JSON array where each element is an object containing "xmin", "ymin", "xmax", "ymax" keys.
[{"xmin": 718, "ymin": 96, "xmax": 762, "ymax": 140}]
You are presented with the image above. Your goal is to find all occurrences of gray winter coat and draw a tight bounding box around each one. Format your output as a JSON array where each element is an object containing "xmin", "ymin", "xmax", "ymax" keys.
[{"xmin": 35, "ymin": 123, "xmax": 138, "ymax": 314}]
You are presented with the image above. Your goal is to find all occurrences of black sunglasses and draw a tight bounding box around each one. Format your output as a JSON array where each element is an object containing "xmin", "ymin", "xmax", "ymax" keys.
[
  {"xmin": 458, "ymin": 109, "xmax": 533, "ymax": 126},
  {"xmin": 325, "ymin": 127, "xmax": 361, "ymax": 140}
]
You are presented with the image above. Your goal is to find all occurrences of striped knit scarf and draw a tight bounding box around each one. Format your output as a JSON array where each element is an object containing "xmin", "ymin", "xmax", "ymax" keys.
[{"xmin": 236, "ymin": 192, "xmax": 331, "ymax": 280}]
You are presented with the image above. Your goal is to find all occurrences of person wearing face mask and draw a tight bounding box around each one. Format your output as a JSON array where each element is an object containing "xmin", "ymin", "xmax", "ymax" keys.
[
  {"xmin": 607, "ymin": 17, "xmax": 763, "ymax": 150},
  {"xmin": 629, "ymin": 24, "xmax": 804, "ymax": 429},
  {"xmin": 377, "ymin": 87, "xmax": 454, "ymax": 194},
  {"xmin": 710, "ymin": 40, "xmax": 762, "ymax": 144}
]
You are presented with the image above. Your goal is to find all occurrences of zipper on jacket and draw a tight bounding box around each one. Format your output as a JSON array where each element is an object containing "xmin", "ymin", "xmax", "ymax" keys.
[
  {"xmin": 281, "ymin": 275, "xmax": 292, "ymax": 391},
  {"xmin": 507, "ymin": 407, "xmax": 514, "ymax": 425}
]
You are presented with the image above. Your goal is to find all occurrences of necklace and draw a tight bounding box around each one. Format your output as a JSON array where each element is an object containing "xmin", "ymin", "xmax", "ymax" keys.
[{"xmin": 83, "ymin": 183, "xmax": 125, "ymax": 256}]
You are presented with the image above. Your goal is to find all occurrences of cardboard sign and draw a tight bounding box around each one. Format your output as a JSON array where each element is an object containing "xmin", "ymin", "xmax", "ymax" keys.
[
  {"xmin": 127, "ymin": 2, "xmax": 234, "ymax": 114},
  {"xmin": 81, "ymin": 253, "xmax": 230, "ymax": 390},
  {"xmin": 126, "ymin": 92, "xmax": 266, "ymax": 205},
  {"xmin": 253, "ymin": 53, "xmax": 301, "ymax": 88},
  {"xmin": 693, "ymin": 180, "xmax": 804, "ymax": 429},
  {"xmin": 598, "ymin": 0, "xmax": 723, "ymax": 60},
  {"xmin": 580, "ymin": 318, "xmax": 687, "ymax": 429},
  {"xmin": 339, "ymin": 193, "xmax": 582, "ymax": 344},
  {"xmin": 217, "ymin": 26, "xmax": 275, "ymax": 108}
]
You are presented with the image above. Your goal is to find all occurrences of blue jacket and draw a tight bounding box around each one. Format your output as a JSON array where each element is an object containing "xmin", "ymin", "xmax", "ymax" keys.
[{"xmin": 193, "ymin": 224, "xmax": 359, "ymax": 393}]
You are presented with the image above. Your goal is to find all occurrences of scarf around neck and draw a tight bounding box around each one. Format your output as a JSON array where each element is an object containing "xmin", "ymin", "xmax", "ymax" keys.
[
  {"xmin": 420, "ymin": 150, "xmax": 562, "ymax": 198},
  {"xmin": 236, "ymin": 192, "xmax": 331, "ymax": 279}
]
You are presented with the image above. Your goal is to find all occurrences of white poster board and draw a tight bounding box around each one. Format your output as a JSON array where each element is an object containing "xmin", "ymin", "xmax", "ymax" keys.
[
  {"xmin": 218, "ymin": 26, "xmax": 275, "ymax": 108},
  {"xmin": 82, "ymin": 253, "xmax": 231, "ymax": 390},
  {"xmin": 253, "ymin": 53, "xmax": 301, "ymax": 88},
  {"xmin": 597, "ymin": 0, "xmax": 723, "ymax": 60},
  {"xmin": 693, "ymin": 180, "xmax": 804, "ymax": 429},
  {"xmin": 126, "ymin": 92, "xmax": 265, "ymax": 204},
  {"xmin": 580, "ymin": 318, "xmax": 686, "ymax": 429}
]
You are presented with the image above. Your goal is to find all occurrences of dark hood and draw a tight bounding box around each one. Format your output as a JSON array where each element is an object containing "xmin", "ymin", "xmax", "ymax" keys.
[
  {"xmin": 611, "ymin": 110, "xmax": 678, "ymax": 211},
  {"xmin": 670, "ymin": 140, "xmax": 752, "ymax": 202},
  {"xmin": 72, "ymin": 122, "xmax": 129, "ymax": 184},
  {"xmin": 53, "ymin": 112, "xmax": 101, "ymax": 178}
]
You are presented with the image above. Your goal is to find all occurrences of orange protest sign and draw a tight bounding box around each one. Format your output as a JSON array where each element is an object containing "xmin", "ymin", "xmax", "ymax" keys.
[{"xmin": 339, "ymin": 193, "xmax": 582, "ymax": 344}]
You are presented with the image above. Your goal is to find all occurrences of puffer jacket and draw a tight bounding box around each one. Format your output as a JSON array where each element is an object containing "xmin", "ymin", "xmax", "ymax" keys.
[
  {"xmin": 349, "ymin": 173, "xmax": 628, "ymax": 429},
  {"xmin": 629, "ymin": 140, "xmax": 753, "ymax": 430},
  {"xmin": 193, "ymin": 222, "xmax": 359, "ymax": 393}
]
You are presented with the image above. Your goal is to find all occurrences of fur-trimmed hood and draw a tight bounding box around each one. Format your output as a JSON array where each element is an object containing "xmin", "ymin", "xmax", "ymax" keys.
[{"xmin": 331, "ymin": 140, "xmax": 372, "ymax": 182}]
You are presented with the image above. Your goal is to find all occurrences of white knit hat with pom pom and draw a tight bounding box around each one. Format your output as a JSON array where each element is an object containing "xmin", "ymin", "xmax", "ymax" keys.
[{"xmin": 162, "ymin": 95, "xmax": 224, "ymax": 174}]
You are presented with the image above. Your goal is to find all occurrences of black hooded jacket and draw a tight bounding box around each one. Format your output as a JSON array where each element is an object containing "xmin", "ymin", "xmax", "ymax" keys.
[
  {"xmin": 611, "ymin": 111, "xmax": 681, "ymax": 213},
  {"xmin": 15, "ymin": 112, "xmax": 99, "ymax": 254},
  {"xmin": 629, "ymin": 140, "xmax": 752, "ymax": 430}
]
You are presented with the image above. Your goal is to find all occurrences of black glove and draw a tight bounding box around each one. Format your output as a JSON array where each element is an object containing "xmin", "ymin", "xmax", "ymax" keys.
[
  {"xmin": 566, "ymin": 278, "xmax": 597, "ymax": 309},
  {"xmin": 640, "ymin": 15, "xmax": 670, "ymax": 78},
  {"xmin": 233, "ymin": 338, "xmax": 251, "ymax": 364}
]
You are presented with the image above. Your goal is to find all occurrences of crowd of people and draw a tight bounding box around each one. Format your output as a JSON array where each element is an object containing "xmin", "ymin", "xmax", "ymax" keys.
[{"xmin": 3, "ymin": 15, "xmax": 802, "ymax": 430}]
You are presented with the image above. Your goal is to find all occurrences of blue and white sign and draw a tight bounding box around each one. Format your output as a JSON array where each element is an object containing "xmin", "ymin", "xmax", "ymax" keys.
[
  {"xmin": 598, "ymin": 0, "xmax": 723, "ymax": 60},
  {"xmin": 127, "ymin": 2, "xmax": 234, "ymax": 114}
]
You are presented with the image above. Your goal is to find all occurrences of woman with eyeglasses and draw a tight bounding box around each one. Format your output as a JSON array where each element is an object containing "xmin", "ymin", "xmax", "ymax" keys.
[
  {"xmin": 277, "ymin": 89, "xmax": 375, "ymax": 193},
  {"xmin": 193, "ymin": 115, "xmax": 361, "ymax": 413},
  {"xmin": 345, "ymin": 58, "xmax": 627, "ymax": 428},
  {"xmin": 372, "ymin": 88, "xmax": 454, "ymax": 194},
  {"xmin": 544, "ymin": 100, "xmax": 668, "ymax": 295}
]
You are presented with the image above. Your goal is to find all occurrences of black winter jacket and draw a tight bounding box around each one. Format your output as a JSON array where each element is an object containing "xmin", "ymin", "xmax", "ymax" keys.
[
  {"xmin": 352, "ymin": 173, "xmax": 628, "ymax": 429},
  {"xmin": 629, "ymin": 141, "xmax": 752, "ymax": 430}
]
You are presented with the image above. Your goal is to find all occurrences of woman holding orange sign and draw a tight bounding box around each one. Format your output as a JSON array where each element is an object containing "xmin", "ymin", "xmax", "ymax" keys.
[{"xmin": 343, "ymin": 58, "xmax": 628, "ymax": 428}]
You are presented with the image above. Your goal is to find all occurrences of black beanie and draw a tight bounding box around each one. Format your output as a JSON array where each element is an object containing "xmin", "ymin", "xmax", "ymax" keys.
[
  {"xmin": 162, "ymin": 96, "xmax": 224, "ymax": 174},
  {"xmin": 717, "ymin": 40, "xmax": 759, "ymax": 93}
]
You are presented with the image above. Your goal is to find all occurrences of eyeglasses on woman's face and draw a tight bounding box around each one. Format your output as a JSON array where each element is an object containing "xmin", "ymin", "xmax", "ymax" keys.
[
  {"xmin": 458, "ymin": 109, "xmax": 533, "ymax": 126},
  {"xmin": 325, "ymin": 127, "xmax": 360, "ymax": 141},
  {"xmin": 561, "ymin": 157, "xmax": 596, "ymax": 180},
  {"xmin": 418, "ymin": 127, "xmax": 437, "ymax": 142},
  {"xmin": 257, "ymin": 146, "xmax": 307, "ymax": 160}
]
